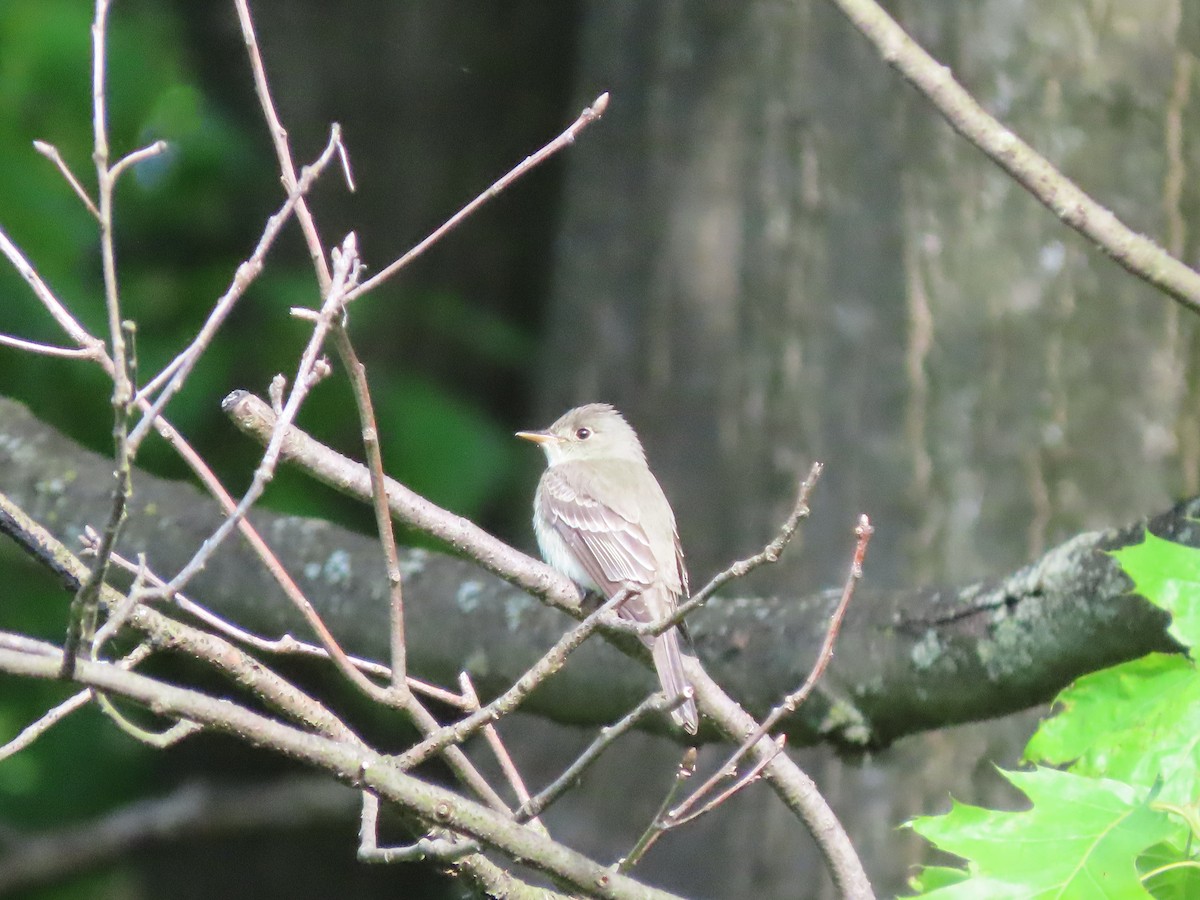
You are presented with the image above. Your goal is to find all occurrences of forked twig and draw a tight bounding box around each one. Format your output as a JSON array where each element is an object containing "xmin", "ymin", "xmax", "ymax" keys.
[
  {"xmin": 617, "ymin": 748, "xmax": 698, "ymax": 872},
  {"xmin": 396, "ymin": 590, "xmax": 633, "ymax": 771},
  {"xmin": 358, "ymin": 793, "xmax": 479, "ymax": 864},
  {"xmin": 671, "ymin": 515, "xmax": 873, "ymax": 823},
  {"xmin": 459, "ymin": 673, "xmax": 545, "ymax": 833},
  {"xmin": 516, "ymin": 692, "xmax": 685, "ymax": 823}
]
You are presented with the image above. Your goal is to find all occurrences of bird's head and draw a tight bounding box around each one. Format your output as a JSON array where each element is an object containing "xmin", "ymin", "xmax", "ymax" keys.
[{"xmin": 516, "ymin": 403, "xmax": 647, "ymax": 466}]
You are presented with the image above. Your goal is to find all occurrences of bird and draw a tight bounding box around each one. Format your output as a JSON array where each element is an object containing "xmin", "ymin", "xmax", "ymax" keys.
[{"xmin": 517, "ymin": 403, "xmax": 699, "ymax": 734}]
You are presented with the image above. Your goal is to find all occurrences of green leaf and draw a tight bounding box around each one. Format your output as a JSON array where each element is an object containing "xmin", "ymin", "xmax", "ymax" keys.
[
  {"xmin": 1111, "ymin": 532, "xmax": 1200, "ymax": 653},
  {"xmin": 1139, "ymin": 841, "xmax": 1200, "ymax": 900},
  {"xmin": 1024, "ymin": 653, "xmax": 1200, "ymax": 806},
  {"xmin": 908, "ymin": 768, "xmax": 1173, "ymax": 899},
  {"xmin": 906, "ymin": 866, "xmax": 971, "ymax": 893}
]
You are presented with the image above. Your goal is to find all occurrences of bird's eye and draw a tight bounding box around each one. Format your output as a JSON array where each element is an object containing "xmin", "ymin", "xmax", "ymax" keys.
[{"xmin": 575, "ymin": 427, "xmax": 592, "ymax": 440}]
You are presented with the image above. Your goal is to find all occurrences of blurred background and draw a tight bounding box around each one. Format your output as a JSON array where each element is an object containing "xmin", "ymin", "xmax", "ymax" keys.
[{"xmin": 2, "ymin": 1, "xmax": 1199, "ymax": 897}]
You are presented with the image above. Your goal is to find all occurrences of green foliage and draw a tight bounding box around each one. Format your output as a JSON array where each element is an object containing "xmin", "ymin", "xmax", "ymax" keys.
[
  {"xmin": 1112, "ymin": 534, "xmax": 1200, "ymax": 656},
  {"xmin": 910, "ymin": 769, "xmax": 1173, "ymax": 898},
  {"xmin": 906, "ymin": 531, "xmax": 1200, "ymax": 898}
]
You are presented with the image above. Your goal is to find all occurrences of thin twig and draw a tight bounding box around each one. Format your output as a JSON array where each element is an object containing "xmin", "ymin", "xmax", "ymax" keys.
[
  {"xmin": 0, "ymin": 333, "xmax": 99, "ymax": 358},
  {"xmin": 330, "ymin": 323, "xmax": 407, "ymax": 691},
  {"xmin": 460, "ymin": 673, "xmax": 545, "ymax": 833},
  {"xmin": 401, "ymin": 695, "xmax": 512, "ymax": 814},
  {"xmin": 32, "ymin": 140, "xmax": 100, "ymax": 219},
  {"xmin": 108, "ymin": 139, "xmax": 168, "ymax": 184},
  {"xmin": 344, "ymin": 92, "xmax": 609, "ymax": 304},
  {"xmin": 0, "ymin": 224, "xmax": 108, "ymax": 356},
  {"xmin": 673, "ymin": 515, "xmax": 873, "ymax": 822},
  {"xmin": 516, "ymin": 692, "xmax": 685, "ymax": 823},
  {"xmin": 233, "ymin": 0, "xmax": 333, "ymax": 290},
  {"xmin": 130, "ymin": 125, "xmax": 346, "ymax": 449},
  {"xmin": 93, "ymin": 692, "xmax": 202, "ymax": 748},
  {"xmin": 358, "ymin": 793, "xmax": 479, "ymax": 863},
  {"xmin": 62, "ymin": 0, "xmax": 134, "ymax": 679},
  {"xmin": 396, "ymin": 590, "xmax": 632, "ymax": 771},
  {"xmin": 0, "ymin": 690, "xmax": 92, "ymax": 762},
  {"xmin": 641, "ymin": 461, "xmax": 823, "ymax": 636},
  {"xmin": 669, "ymin": 738, "xmax": 781, "ymax": 829},
  {"xmin": 617, "ymin": 748, "xmax": 698, "ymax": 872},
  {"xmin": 828, "ymin": 0, "xmax": 1200, "ymax": 313}
]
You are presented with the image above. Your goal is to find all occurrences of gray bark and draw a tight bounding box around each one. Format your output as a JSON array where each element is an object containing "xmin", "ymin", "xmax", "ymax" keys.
[
  {"xmin": 0, "ymin": 394, "xmax": 1182, "ymax": 748},
  {"xmin": 537, "ymin": 0, "xmax": 1200, "ymax": 894}
]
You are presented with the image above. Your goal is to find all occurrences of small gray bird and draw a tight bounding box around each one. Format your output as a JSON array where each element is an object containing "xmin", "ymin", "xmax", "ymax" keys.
[{"xmin": 517, "ymin": 403, "xmax": 699, "ymax": 734}]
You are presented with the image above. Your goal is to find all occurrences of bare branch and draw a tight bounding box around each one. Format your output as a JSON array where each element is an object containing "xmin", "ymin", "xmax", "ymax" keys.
[
  {"xmin": 0, "ymin": 646, "xmax": 686, "ymax": 900},
  {"xmin": 345, "ymin": 92, "xmax": 610, "ymax": 303},
  {"xmin": 670, "ymin": 739, "xmax": 781, "ymax": 829},
  {"xmin": 130, "ymin": 124, "xmax": 346, "ymax": 449},
  {"xmin": 517, "ymin": 693, "xmax": 685, "ymax": 823},
  {"xmin": 233, "ymin": 0, "xmax": 333, "ymax": 290},
  {"xmin": 617, "ymin": 748, "xmax": 697, "ymax": 872},
  {"xmin": 0, "ymin": 223, "xmax": 108, "ymax": 360},
  {"xmin": 675, "ymin": 516, "xmax": 871, "ymax": 823},
  {"xmin": 93, "ymin": 691, "xmax": 202, "ymax": 748},
  {"xmin": 0, "ymin": 333, "xmax": 99, "ymax": 359},
  {"xmin": 828, "ymin": 0, "xmax": 1200, "ymax": 313},
  {"xmin": 0, "ymin": 688, "xmax": 92, "ymax": 763},
  {"xmin": 62, "ymin": 0, "xmax": 135, "ymax": 679},
  {"xmin": 358, "ymin": 793, "xmax": 479, "ymax": 864},
  {"xmin": 460, "ymin": 673, "xmax": 545, "ymax": 833},
  {"xmin": 32, "ymin": 139, "xmax": 100, "ymax": 219},
  {"xmin": 397, "ymin": 591, "xmax": 632, "ymax": 771},
  {"xmin": 330, "ymin": 322, "xmax": 408, "ymax": 691},
  {"xmin": 108, "ymin": 139, "xmax": 168, "ymax": 184},
  {"xmin": 642, "ymin": 461, "xmax": 823, "ymax": 636}
]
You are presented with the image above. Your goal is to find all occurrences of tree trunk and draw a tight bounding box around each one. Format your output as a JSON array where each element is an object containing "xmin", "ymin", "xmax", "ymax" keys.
[{"xmin": 537, "ymin": 1, "xmax": 1199, "ymax": 895}]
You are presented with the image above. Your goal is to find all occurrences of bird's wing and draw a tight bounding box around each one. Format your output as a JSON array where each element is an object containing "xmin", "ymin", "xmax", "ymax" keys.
[{"xmin": 537, "ymin": 463, "xmax": 662, "ymax": 616}]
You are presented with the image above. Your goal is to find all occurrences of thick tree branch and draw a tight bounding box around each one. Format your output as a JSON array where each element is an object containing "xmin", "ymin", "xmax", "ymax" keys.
[{"xmin": 0, "ymin": 394, "xmax": 1175, "ymax": 754}]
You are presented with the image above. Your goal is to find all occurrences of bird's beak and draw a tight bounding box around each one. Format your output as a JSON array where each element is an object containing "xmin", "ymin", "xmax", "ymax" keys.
[{"xmin": 515, "ymin": 429, "xmax": 557, "ymax": 445}]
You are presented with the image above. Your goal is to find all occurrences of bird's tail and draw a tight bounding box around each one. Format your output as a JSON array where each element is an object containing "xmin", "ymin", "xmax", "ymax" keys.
[{"xmin": 652, "ymin": 627, "xmax": 698, "ymax": 735}]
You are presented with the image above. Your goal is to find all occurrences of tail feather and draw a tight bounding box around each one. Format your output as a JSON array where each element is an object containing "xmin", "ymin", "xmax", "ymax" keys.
[{"xmin": 652, "ymin": 628, "xmax": 698, "ymax": 734}]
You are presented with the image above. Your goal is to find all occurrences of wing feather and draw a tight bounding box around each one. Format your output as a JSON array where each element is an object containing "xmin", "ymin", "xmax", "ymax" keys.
[{"xmin": 538, "ymin": 466, "xmax": 657, "ymax": 602}]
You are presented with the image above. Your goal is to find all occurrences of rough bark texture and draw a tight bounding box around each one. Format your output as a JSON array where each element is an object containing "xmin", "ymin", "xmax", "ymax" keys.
[
  {"xmin": 0, "ymin": 395, "xmax": 1183, "ymax": 748},
  {"xmin": 535, "ymin": 1, "xmax": 1200, "ymax": 894}
]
